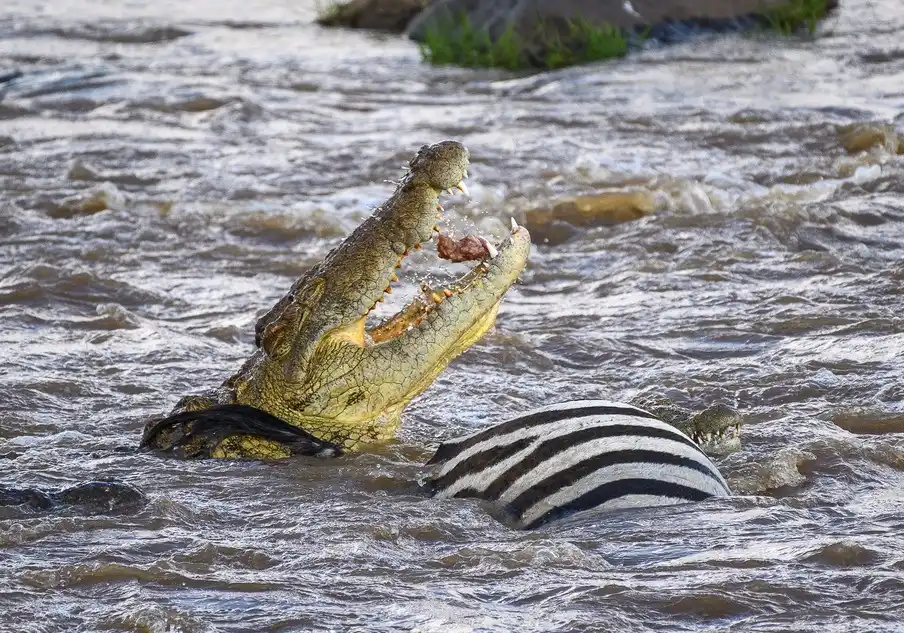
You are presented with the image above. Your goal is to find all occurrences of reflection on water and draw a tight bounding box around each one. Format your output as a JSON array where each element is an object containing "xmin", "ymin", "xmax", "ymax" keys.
[{"xmin": 1, "ymin": 1, "xmax": 903, "ymax": 631}]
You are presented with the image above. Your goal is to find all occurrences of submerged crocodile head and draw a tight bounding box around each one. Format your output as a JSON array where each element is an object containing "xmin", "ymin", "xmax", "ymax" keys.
[
  {"xmin": 630, "ymin": 397, "xmax": 743, "ymax": 456},
  {"xmin": 683, "ymin": 403, "xmax": 743, "ymax": 456},
  {"xmin": 148, "ymin": 141, "xmax": 531, "ymax": 457}
]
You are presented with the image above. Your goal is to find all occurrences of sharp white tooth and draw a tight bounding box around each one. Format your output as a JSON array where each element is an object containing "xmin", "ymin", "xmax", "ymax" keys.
[
  {"xmin": 455, "ymin": 181, "xmax": 469, "ymax": 196},
  {"xmin": 510, "ymin": 217, "xmax": 519, "ymax": 231},
  {"xmin": 464, "ymin": 170, "xmax": 469, "ymax": 179},
  {"xmin": 479, "ymin": 237, "xmax": 498, "ymax": 259}
]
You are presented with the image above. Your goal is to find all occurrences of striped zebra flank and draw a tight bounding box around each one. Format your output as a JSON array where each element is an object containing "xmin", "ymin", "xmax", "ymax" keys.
[{"xmin": 425, "ymin": 400, "xmax": 732, "ymax": 530}]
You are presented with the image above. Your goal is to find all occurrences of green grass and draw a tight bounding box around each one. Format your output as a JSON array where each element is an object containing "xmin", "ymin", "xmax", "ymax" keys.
[
  {"xmin": 417, "ymin": 0, "xmax": 833, "ymax": 70},
  {"xmin": 419, "ymin": 12, "xmax": 630, "ymax": 71},
  {"xmin": 542, "ymin": 19, "xmax": 629, "ymax": 70},
  {"xmin": 419, "ymin": 13, "xmax": 524, "ymax": 70},
  {"xmin": 762, "ymin": 0, "xmax": 832, "ymax": 35}
]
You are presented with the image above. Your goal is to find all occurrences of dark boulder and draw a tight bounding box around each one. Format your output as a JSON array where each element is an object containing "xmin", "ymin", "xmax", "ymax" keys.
[
  {"xmin": 0, "ymin": 481, "xmax": 147, "ymax": 515},
  {"xmin": 316, "ymin": 0, "xmax": 431, "ymax": 32}
]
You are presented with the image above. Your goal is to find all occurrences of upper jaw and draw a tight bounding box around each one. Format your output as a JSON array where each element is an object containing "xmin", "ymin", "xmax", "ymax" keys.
[
  {"xmin": 252, "ymin": 141, "xmax": 472, "ymax": 372},
  {"xmin": 318, "ymin": 141, "xmax": 472, "ymax": 330},
  {"xmin": 408, "ymin": 140, "xmax": 471, "ymax": 193}
]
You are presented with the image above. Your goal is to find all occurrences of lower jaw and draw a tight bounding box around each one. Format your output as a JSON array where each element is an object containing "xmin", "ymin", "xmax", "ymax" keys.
[
  {"xmin": 314, "ymin": 300, "xmax": 506, "ymax": 450},
  {"xmin": 397, "ymin": 298, "xmax": 504, "ymax": 409},
  {"xmin": 446, "ymin": 298, "xmax": 503, "ymax": 357},
  {"xmin": 697, "ymin": 433, "xmax": 741, "ymax": 456}
]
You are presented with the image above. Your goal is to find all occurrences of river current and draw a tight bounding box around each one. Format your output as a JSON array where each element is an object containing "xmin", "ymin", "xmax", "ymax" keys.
[{"xmin": 1, "ymin": 1, "xmax": 903, "ymax": 631}]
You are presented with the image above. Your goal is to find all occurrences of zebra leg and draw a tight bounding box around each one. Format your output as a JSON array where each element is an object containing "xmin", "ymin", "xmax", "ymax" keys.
[{"xmin": 139, "ymin": 404, "xmax": 344, "ymax": 460}]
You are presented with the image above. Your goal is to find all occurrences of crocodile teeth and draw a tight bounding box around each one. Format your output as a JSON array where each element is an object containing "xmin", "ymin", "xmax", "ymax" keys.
[
  {"xmin": 478, "ymin": 236, "xmax": 498, "ymax": 259},
  {"xmin": 455, "ymin": 181, "xmax": 469, "ymax": 196},
  {"xmin": 510, "ymin": 217, "xmax": 519, "ymax": 231}
]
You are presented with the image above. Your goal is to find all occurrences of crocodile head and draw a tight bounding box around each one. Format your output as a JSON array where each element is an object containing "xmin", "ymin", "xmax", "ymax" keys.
[
  {"xmin": 630, "ymin": 396, "xmax": 743, "ymax": 456},
  {"xmin": 166, "ymin": 141, "xmax": 530, "ymax": 454},
  {"xmin": 683, "ymin": 403, "xmax": 743, "ymax": 456}
]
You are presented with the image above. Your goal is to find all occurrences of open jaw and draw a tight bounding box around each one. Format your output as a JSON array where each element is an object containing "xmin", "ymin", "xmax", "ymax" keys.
[
  {"xmin": 688, "ymin": 421, "xmax": 742, "ymax": 456},
  {"xmin": 139, "ymin": 140, "xmax": 531, "ymax": 459},
  {"xmin": 314, "ymin": 139, "xmax": 531, "ymax": 357},
  {"xmin": 248, "ymin": 139, "xmax": 531, "ymax": 447},
  {"xmin": 318, "ymin": 215, "xmax": 532, "ymax": 441},
  {"xmin": 632, "ymin": 398, "xmax": 744, "ymax": 457},
  {"xmin": 366, "ymin": 220, "xmax": 527, "ymax": 347}
]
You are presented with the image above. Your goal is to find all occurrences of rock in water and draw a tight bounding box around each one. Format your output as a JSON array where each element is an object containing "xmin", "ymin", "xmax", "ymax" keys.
[
  {"xmin": 525, "ymin": 191, "xmax": 657, "ymax": 229},
  {"xmin": 317, "ymin": 0, "xmax": 430, "ymax": 32},
  {"xmin": 0, "ymin": 481, "xmax": 147, "ymax": 515}
]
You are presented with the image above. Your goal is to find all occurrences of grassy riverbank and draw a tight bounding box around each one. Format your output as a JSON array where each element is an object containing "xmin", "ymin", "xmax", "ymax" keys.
[
  {"xmin": 416, "ymin": 0, "xmax": 834, "ymax": 70},
  {"xmin": 418, "ymin": 15, "xmax": 630, "ymax": 71}
]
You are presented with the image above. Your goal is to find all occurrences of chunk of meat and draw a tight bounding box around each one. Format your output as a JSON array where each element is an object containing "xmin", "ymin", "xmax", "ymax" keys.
[{"xmin": 436, "ymin": 233, "xmax": 492, "ymax": 262}]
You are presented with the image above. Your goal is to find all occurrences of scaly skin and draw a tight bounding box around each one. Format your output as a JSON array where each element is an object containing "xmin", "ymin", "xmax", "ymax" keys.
[
  {"xmin": 630, "ymin": 396, "xmax": 744, "ymax": 456},
  {"xmin": 141, "ymin": 140, "xmax": 532, "ymax": 459}
]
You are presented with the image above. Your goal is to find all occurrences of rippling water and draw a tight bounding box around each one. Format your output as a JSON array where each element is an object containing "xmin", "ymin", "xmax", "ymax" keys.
[{"xmin": 1, "ymin": 1, "xmax": 904, "ymax": 631}]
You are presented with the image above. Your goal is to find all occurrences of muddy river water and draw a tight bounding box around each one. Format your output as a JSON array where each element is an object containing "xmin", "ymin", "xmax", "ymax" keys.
[{"xmin": 1, "ymin": 1, "xmax": 903, "ymax": 631}]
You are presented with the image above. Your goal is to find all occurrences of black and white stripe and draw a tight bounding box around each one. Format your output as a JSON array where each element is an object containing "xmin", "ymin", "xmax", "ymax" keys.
[{"xmin": 425, "ymin": 400, "xmax": 731, "ymax": 529}]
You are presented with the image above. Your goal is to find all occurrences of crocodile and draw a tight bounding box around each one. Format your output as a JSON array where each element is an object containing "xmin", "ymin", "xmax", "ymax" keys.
[
  {"xmin": 630, "ymin": 398, "xmax": 743, "ymax": 457},
  {"xmin": 140, "ymin": 140, "xmax": 533, "ymax": 460},
  {"xmin": 139, "ymin": 139, "xmax": 743, "ymax": 464}
]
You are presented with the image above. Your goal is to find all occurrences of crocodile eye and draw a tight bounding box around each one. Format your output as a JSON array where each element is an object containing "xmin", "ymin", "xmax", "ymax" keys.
[{"xmin": 257, "ymin": 277, "xmax": 324, "ymax": 359}]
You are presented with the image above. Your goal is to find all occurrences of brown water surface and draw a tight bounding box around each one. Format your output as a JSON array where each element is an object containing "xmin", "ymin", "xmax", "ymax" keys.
[{"xmin": 1, "ymin": 1, "xmax": 903, "ymax": 631}]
